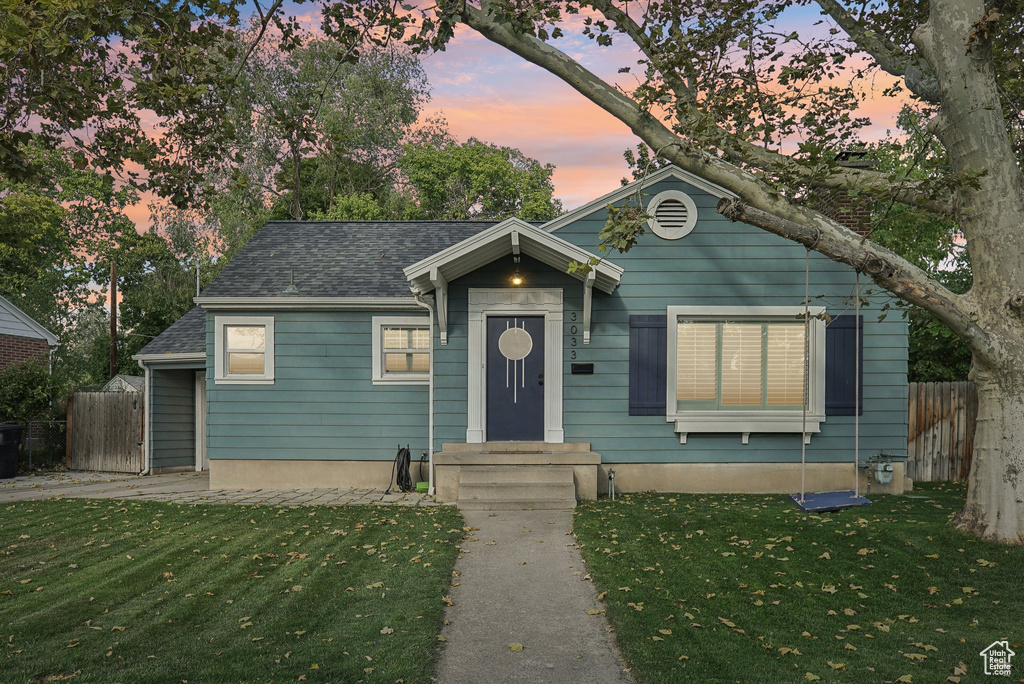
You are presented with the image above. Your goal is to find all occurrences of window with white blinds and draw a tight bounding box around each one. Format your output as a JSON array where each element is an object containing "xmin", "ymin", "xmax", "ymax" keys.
[
  {"xmin": 766, "ymin": 324, "xmax": 806, "ymax": 406},
  {"xmin": 214, "ymin": 316, "xmax": 275, "ymax": 384},
  {"xmin": 372, "ymin": 316, "xmax": 431, "ymax": 384},
  {"xmin": 382, "ymin": 326, "xmax": 430, "ymax": 374},
  {"xmin": 675, "ymin": 322, "xmax": 716, "ymax": 402},
  {"xmin": 675, "ymin": 319, "xmax": 807, "ymax": 410}
]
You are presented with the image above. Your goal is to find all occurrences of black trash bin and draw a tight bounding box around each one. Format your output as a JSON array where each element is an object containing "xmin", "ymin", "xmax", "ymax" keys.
[{"xmin": 0, "ymin": 424, "xmax": 24, "ymax": 479}]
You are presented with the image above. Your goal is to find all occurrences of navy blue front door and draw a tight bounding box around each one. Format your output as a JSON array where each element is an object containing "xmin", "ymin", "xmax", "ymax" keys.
[{"xmin": 486, "ymin": 316, "xmax": 545, "ymax": 441}]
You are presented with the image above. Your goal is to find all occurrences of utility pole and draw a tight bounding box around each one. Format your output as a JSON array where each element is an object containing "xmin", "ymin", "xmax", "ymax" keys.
[{"xmin": 110, "ymin": 259, "xmax": 118, "ymax": 379}]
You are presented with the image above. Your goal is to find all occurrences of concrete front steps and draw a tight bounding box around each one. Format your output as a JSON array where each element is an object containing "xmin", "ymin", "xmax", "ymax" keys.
[
  {"xmin": 434, "ymin": 442, "xmax": 601, "ymax": 509},
  {"xmin": 458, "ymin": 465, "xmax": 577, "ymax": 510}
]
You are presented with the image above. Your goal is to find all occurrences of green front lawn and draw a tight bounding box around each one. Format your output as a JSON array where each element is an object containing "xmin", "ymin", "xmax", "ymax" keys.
[
  {"xmin": 575, "ymin": 483, "xmax": 1022, "ymax": 683},
  {"xmin": 0, "ymin": 499, "xmax": 463, "ymax": 683}
]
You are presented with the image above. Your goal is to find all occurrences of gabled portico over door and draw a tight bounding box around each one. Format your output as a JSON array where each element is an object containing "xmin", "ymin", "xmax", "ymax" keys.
[{"xmin": 467, "ymin": 288, "xmax": 564, "ymax": 443}]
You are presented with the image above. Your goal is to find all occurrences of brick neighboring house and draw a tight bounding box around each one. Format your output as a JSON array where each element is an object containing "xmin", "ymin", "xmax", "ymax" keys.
[{"xmin": 0, "ymin": 295, "xmax": 57, "ymax": 372}]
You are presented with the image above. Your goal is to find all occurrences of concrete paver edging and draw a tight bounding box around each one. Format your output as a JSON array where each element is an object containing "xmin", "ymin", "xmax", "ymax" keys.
[{"xmin": 0, "ymin": 471, "xmax": 435, "ymax": 506}]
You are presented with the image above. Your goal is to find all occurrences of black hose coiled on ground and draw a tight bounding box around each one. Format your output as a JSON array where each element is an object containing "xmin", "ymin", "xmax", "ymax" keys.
[{"xmin": 385, "ymin": 444, "xmax": 413, "ymax": 494}]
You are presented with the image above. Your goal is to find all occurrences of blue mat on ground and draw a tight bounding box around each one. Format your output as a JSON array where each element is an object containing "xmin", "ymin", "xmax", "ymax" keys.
[{"xmin": 789, "ymin": 490, "xmax": 871, "ymax": 512}]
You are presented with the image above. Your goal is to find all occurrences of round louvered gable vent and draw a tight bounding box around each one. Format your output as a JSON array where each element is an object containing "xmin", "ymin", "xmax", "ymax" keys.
[{"xmin": 647, "ymin": 190, "xmax": 698, "ymax": 239}]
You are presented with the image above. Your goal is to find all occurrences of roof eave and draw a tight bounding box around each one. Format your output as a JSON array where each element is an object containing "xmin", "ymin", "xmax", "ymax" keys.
[
  {"xmin": 404, "ymin": 218, "xmax": 622, "ymax": 295},
  {"xmin": 0, "ymin": 294, "xmax": 58, "ymax": 345},
  {"xmin": 194, "ymin": 296, "xmax": 423, "ymax": 311},
  {"xmin": 133, "ymin": 352, "xmax": 206, "ymax": 364},
  {"xmin": 540, "ymin": 164, "xmax": 739, "ymax": 234}
]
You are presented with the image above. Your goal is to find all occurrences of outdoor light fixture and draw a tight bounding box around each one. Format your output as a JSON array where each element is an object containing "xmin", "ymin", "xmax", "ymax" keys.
[{"xmin": 510, "ymin": 268, "xmax": 524, "ymax": 286}]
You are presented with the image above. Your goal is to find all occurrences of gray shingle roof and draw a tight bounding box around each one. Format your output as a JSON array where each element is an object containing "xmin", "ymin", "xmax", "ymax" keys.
[
  {"xmin": 136, "ymin": 306, "xmax": 206, "ymax": 356},
  {"xmin": 102, "ymin": 374, "xmax": 145, "ymax": 391},
  {"xmin": 200, "ymin": 221, "xmax": 498, "ymax": 298},
  {"xmin": 138, "ymin": 221, "xmax": 507, "ymax": 358}
]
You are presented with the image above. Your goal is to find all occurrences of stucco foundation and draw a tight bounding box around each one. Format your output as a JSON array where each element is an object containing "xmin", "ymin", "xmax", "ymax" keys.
[
  {"xmin": 152, "ymin": 465, "xmax": 196, "ymax": 475},
  {"xmin": 209, "ymin": 456, "xmax": 908, "ymax": 497},
  {"xmin": 210, "ymin": 459, "xmax": 401, "ymax": 490},
  {"xmin": 597, "ymin": 461, "xmax": 908, "ymax": 496}
]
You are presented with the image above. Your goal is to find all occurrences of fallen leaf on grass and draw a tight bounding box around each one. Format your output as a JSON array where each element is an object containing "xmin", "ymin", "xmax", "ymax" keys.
[
  {"xmin": 380, "ymin": 627, "xmax": 394, "ymax": 635},
  {"xmin": 804, "ymin": 673, "xmax": 820, "ymax": 681}
]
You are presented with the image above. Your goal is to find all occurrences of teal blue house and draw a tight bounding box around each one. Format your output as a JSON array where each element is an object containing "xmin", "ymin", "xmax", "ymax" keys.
[{"xmin": 134, "ymin": 167, "xmax": 909, "ymax": 501}]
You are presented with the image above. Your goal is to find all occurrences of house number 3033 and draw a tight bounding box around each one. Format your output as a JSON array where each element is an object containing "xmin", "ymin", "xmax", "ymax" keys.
[{"xmin": 569, "ymin": 311, "xmax": 578, "ymax": 356}]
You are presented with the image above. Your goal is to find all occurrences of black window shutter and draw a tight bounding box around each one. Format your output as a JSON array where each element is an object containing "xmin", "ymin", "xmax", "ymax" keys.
[
  {"xmin": 629, "ymin": 315, "xmax": 667, "ymax": 416},
  {"xmin": 825, "ymin": 315, "xmax": 863, "ymax": 416}
]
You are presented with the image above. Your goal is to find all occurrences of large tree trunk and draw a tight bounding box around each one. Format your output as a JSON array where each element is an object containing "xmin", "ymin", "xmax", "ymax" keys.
[
  {"xmin": 913, "ymin": 0, "xmax": 1024, "ymax": 541},
  {"xmin": 957, "ymin": 353, "xmax": 1024, "ymax": 540}
]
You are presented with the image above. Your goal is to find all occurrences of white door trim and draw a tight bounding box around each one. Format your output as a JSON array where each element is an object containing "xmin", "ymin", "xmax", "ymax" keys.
[
  {"xmin": 467, "ymin": 288, "xmax": 564, "ymax": 443},
  {"xmin": 195, "ymin": 371, "xmax": 207, "ymax": 471}
]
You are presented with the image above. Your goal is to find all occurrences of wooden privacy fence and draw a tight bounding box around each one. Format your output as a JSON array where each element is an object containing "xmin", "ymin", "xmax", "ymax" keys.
[
  {"xmin": 908, "ymin": 381, "xmax": 977, "ymax": 482},
  {"xmin": 69, "ymin": 391, "xmax": 144, "ymax": 473}
]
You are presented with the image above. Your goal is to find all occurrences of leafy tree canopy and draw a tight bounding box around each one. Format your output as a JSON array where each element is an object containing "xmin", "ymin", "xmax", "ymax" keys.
[{"xmin": 400, "ymin": 134, "xmax": 563, "ymax": 221}]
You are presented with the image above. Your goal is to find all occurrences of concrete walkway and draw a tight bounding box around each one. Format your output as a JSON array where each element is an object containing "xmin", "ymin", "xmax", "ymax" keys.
[
  {"xmin": 0, "ymin": 471, "xmax": 436, "ymax": 507},
  {"xmin": 435, "ymin": 509, "xmax": 632, "ymax": 684}
]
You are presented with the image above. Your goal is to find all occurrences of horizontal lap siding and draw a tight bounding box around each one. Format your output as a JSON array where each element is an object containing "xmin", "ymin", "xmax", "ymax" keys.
[
  {"xmin": 150, "ymin": 368, "xmax": 195, "ymax": 468},
  {"xmin": 551, "ymin": 178, "xmax": 907, "ymax": 464},
  {"xmin": 196, "ymin": 177, "xmax": 908, "ymax": 467},
  {"xmin": 205, "ymin": 311, "xmax": 428, "ymax": 461},
  {"xmin": 0, "ymin": 308, "xmax": 46, "ymax": 339}
]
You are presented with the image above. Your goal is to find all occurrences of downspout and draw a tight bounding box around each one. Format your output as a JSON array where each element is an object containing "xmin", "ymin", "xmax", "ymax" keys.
[
  {"xmin": 139, "ymin": 362, "xmax": 151, "ymax": 475},
  {"xmin": 414, "ymin": 294, "xmax": 435, "ymax": 495}
]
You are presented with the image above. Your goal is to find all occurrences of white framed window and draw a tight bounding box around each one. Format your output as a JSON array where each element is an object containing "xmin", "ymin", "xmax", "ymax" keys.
[
  {"xmin": 666, "ymin": 306, "xmax": 825, "ymax": 443},
  {"xmin": 214, "ymin": 316, "xmax": 275, "ymax": 385},
  {"xmin": 372, "ymin": 316, "xmax": 430, "ymax": 385}
]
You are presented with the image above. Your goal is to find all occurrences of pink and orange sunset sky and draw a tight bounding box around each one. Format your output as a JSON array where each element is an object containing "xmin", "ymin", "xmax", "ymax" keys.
[
  {"xmin": 119, "ymin": 5, "xmax": 907, "ymax": 230},
  {"xmin": 413, "ymin": 8, "xmax": 905, "ymax": 209}
]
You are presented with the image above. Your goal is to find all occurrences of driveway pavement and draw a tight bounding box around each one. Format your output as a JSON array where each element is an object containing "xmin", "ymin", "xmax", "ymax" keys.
[{"xmin": 0, "ymin": 470, "xmax": 436, "ymax": 506}]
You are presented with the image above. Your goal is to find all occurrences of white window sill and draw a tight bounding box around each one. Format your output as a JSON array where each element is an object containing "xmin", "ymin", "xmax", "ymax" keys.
[
  {"xmin": 668, "ymin": 411, "xmax": 824, "ymax": 444},
  {"xmin": 372, "ymin": 376, "xmax": 429, "ymax": 386},
  {"xmin": 214, "ymin": 377, "xmax": 275, "ymax": 385}
]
